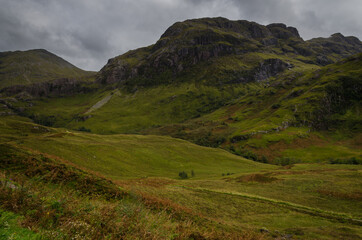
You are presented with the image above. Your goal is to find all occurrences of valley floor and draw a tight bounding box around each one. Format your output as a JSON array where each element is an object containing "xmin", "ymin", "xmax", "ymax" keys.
[{"xmin": 0, "ymin": 116, "xmax": 361, "ymax": 239}]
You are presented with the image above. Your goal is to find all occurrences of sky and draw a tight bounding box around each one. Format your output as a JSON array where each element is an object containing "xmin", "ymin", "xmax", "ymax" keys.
[{"xmin": 0, "ymin": 0, "xmax": 361, "ymax": 71}]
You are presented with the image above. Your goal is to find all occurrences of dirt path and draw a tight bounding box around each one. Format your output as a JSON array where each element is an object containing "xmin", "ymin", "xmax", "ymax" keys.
[
  {"xmin": 85, "ymin": 90, "xmax": 121, "ymax": 114},
  {"xmin": 178, "ymin": 185, "xmax": 362, "ymax": 226}
]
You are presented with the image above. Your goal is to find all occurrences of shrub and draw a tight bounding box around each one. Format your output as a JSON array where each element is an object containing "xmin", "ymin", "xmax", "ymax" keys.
[
  {"xmin": 271, "ymin": 103, "xmax": 281, "ymax": 109},
  {"xmin": 77, "ymin": 126, "xmax": 91, "ymax": 132},
  {"xmin": 229, "ymin": 147, "xmax": 270, "ymax": 163},
  {"xmin": 222, "ymin": 173, "xmax": 234, "ymax": 176},
  {"xmin": 329, "ymin": 157, "xmax": 361, "ymax": 165},
  {"xmin": 178, "ymin": 171, "xmax": 188, "ymax": 179},
  {"xmin": 229, "ymin": 146, "xmax": 235, "ymax": 152},
  {"xmin": 274, "ymin": 157, "xmax": 300, "ymax": 166},
  {"xmin": 259, "ymin": 155, "xmax": 268, "ymax": 163}
]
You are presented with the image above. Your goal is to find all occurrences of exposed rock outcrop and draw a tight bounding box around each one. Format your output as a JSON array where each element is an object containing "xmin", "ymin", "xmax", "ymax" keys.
[
  {"xmin": 253, "ymin": 59, "xmax": 293, "ymax": 82},
  {"xmin": 0, "ymin": 78, "xmax": 93, "ymax": 98},
  {"xmin": 267, "ymin": 23, "xmax": 301, "ymax": 39},
  {"xmin": 227, "ymin": 59, "xmax": 293, "ymax": 84}
]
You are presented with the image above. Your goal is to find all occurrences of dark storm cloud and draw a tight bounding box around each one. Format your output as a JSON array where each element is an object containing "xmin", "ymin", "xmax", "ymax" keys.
[{"xmin": 0, "ymin": 0, "xmax": 361, "ymax": 70}]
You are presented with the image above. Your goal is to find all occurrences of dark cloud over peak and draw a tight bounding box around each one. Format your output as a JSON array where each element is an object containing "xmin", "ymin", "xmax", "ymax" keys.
[{"xmin": 0, "ymin": 0, "xmax": 361, "ymax": 71}]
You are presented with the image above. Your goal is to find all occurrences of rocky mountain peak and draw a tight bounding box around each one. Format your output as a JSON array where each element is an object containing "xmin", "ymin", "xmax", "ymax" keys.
[
  {"xmin": 159, "ymin": 18, "xmax": 300, "ymax": 43},
  {"xmin": 267, "ymin": 23, "xmax": 301, "ymax": 39},
  {"xmin": 97, "ymin": 17, "xmax": 362, "ymax": 87},
  {"xmin": 329, "ymin": 33, "xmax": 361, "ymax": 45}
]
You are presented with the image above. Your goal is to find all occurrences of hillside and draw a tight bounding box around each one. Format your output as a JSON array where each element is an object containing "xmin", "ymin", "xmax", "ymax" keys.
[
  {"xmin": 2, "ymin": 18, "xmax": 359, "ymax": 165},
  {"xmin": 0, "ymin": 49, "xmax": 95, "ymax": 88},
  {"xmin": 143, "ymin": 53, "xmax": 362, "ymax": 163}
]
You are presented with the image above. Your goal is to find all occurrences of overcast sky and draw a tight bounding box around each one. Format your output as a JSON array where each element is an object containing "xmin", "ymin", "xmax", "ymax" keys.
[{"xmin": 1, "ymin": 0, "xmax": 361, "ymax": 71}]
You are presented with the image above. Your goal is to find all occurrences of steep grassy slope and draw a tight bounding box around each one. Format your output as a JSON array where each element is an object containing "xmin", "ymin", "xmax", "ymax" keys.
[{"xmin": 0, "ymin": 49, "xmax": 94, "ymax": 88}]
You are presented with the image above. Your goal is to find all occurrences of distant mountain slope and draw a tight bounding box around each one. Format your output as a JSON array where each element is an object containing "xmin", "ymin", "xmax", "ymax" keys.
[
  {"xmin": 145, "ymin": 53, "xmax": 361, "ymax": 163},
  {"xmin": 8, "ymin": 53, "xmax": 360, "ymax": 165},
  {"xmin": 0, "ymin": 49, "xmax": 94, "ymax": 88}
]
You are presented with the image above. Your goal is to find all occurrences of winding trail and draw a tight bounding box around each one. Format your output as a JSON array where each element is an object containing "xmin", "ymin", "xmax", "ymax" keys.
[
  {"xmin": 85, "ymin": 90, "xmax": 121, "ymax": 114},
  {"xmin": 177, "ymin": 185, "xmax": 362, "ymax": 226}
]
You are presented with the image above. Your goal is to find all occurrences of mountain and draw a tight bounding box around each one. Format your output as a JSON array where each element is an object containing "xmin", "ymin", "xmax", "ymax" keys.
[
  {"xmin": 1, "ymin": 17, "xmax": 362, "ymax": 239},
  {"xmin": 1, "ymin": 18, "xmax": 360, "ymax": 164},
  {"xmin": 97, "ymin": 17, "xmax": 362, "ymax": 88},
  {"xmin": 0, "ymin": 49, "xmax": 94, "ymax": 88}
]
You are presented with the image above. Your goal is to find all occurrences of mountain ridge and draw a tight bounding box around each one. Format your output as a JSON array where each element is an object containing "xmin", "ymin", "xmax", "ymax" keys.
[{"xmin": 96, "ymin": 17, "xmax": 362, "ymax": 88}]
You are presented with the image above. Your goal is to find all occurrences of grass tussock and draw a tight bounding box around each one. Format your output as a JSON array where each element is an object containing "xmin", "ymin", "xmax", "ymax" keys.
[
  {"xmin": 233, "ymin": 173, "xmax": 279, "ymax": 183},
  {"xmin": 317, "ymin": 188, "xmax": 362, "ymax": 201}
]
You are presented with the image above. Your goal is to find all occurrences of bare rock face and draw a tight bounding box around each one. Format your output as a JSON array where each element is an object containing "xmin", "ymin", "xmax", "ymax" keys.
[
  {"xmin": 97, "ymin": 58, "xmax": 131, "ymax": 85},
  {"xmin": 227, "ymin": 59, "xmax": 293, "ymax": 84},
  {"xmin": 254, "ymin": 59, "xmax": 293, "ymax": 82},
  {"xmin": 0, "ymin": 78, "xmax": 92, "ymax": 98},
  {"xmin": 267, "ymin": 23, "xmax": 301, "ymax": 39}
]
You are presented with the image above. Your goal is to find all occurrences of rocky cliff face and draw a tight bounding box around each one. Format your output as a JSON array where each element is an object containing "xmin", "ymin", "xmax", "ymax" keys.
[
  {"xmin": 97, "ymin": 17, "xmax": 362, "ymax": 88},
  {"xmin": 0, "ymin": 78, "xmax": 93, "ymax": 98},
  {"xmin": 253, "ymin": 58, "xmax": 293, "ymax": 82}
]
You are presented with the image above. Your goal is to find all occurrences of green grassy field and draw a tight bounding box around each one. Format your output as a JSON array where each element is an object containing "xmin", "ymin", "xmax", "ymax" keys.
[
  {"xmin": 1, "ymin": 140, "xmax": 235, "ymax": 240},
  {"xmin": 1, "ymin": 116, "xmax": 361, "ymax": 239},
  {"xmin": 0, "ymin": 116, "xmax": 274, "ymax": 179}
]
